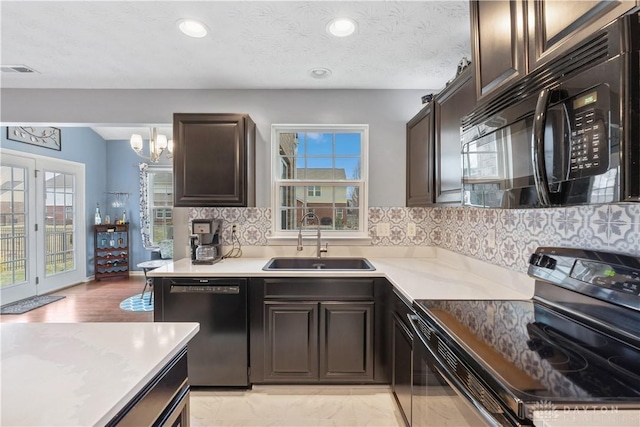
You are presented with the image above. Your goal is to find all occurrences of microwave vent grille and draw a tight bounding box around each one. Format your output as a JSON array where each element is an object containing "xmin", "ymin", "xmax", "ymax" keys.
[{"xmin": 462, "ymin": 32, "xmax": 610, "ymax": 132}]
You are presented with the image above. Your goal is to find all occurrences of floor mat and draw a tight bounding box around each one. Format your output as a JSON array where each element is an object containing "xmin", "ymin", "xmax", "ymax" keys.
[
  {"xmin": 119, "ymin": 292, "xmax": 154, "ymax": 312},
  {"xmin": 0, "ymin": 295, "xmax": 66, "ymax": 315}
]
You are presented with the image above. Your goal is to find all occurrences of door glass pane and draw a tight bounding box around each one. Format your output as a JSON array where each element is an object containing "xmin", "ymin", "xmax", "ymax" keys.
[
  {"xmin": 0, "ymin": 165, "xmax": 28, "ymax": 286},
  {"xmin": 44, "ymin": 171, "xmax": 75, "ymax": 276}
]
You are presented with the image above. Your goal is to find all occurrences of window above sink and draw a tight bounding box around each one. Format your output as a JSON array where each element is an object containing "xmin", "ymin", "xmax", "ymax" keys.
[{"xmin": 270, "ymin": 124, "xmax": 369, "ymax": 243}]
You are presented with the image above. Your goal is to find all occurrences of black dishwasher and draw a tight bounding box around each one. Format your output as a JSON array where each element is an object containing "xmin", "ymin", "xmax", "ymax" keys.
[{"xmin": 160, "ymin": 278, "xmax": 248, "ymax": 387}]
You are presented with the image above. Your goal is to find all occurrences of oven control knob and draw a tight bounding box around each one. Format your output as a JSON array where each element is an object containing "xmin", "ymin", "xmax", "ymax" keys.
[
  {"xmin": 538, "ymin": 255, "xmax": 557, "ymax": 269},
  {"xmin": 530, "ymin": 254, "xmax": 557, "ymax": 269},
  {"xmin": 529, "ymin": 254, "xmax": 540, "ymax": 265}
]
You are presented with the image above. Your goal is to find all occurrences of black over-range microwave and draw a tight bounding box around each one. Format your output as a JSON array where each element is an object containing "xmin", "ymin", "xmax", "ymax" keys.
[{"xmin": 461, "ymin": 12, "xmax": 640, "ymax": 209}]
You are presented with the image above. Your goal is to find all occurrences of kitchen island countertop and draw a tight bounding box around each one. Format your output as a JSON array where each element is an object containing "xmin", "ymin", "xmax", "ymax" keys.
[{"xmin": 0, "ymin": 322, "xmax": 199, "ymax": 427}]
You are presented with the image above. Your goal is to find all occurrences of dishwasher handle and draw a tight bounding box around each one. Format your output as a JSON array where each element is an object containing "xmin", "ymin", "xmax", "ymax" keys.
[
  {"xmin": 170, "ymin": 284, "xmax": 240, "ymax": 294},
  {"xmin": 168, "ymin": 278, "xmax": 246, "ymax": 294}
]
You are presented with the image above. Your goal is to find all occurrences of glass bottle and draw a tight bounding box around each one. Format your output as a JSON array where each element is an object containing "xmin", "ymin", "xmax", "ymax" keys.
[{"xmin": 94, "ymin": 203, "xmax": 102, "ymax": 225}]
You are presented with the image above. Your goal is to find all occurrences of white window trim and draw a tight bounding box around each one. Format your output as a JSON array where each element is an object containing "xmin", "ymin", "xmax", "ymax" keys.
[
  {"xmin": 140, "ymin": 164, "xmax": 173, "ymax": 249},
  {"xmin": 268, "ymin": 124, "xmax": 370, "ymax": 245}
]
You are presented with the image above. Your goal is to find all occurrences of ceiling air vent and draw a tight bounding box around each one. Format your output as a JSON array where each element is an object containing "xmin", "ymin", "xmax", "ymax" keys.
[{"xmin": 1, "ymin": 65, "xmax": 38, "ymax": 73}]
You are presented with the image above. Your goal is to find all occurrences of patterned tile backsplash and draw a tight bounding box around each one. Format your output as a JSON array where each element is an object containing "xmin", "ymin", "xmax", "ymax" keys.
[{"xmin": 189, "ymin": 203, "xmax": 640, "ymax": 273}]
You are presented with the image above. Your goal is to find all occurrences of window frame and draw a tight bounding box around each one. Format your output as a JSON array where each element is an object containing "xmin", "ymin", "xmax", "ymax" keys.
[
  {"xmin": 139, "ymin": 163, "xmax": 173, "ymax": 249},
  {"xmin": 269, "ymin": 124, "xmax": 369, "ymax": 242},
  {"xmin": 307, "ymin": 186, "xmax": 322, "ymax": 197}
]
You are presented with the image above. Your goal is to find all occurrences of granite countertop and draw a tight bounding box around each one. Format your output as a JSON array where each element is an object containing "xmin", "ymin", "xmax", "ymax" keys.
[
  {"xmin": 0, "ymin": 322, "xmax": 199, "ymax": 427},
  {"xmin": 148, "ymin": 248, "xmax": 535, "ymax": 301}
]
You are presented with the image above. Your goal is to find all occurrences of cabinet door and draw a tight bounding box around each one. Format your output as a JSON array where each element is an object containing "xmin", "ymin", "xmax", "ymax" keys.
[
  {"xmin": 264, "ymin": 302, "xmax": 318, "ymax": 381},
  {"xmin": 406, "ymin": 104, "xmax": 434, "ymax": 206},
  {"xmin": 470, "ymin": 0, "xmax": 526, "ymax": 101},
  {"xmin": 319, "ymin": 302, "xmax": 374, "ymax": 381},
  {"xmin": 392, "ymin": 314, "xmax": 412, "ymax": 427},
  {"xmin": 173, "ymin": 113, "xmax": 255, "ymax": 207},
  {"xmin": 528, "ymin": 0, "xmax": 636, "ymax": 71},
  {"xmin": 434, "ymin": 68, "xmax": 475, "ymax": 204}
]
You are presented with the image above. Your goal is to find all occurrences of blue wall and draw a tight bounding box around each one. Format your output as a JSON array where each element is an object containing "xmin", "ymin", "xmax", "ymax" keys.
[
  {"xmin": 1, "ymin": 126, "xmax": 166, "ymax": 277},
  {"xmin": 1, "ymin": 126, "xmax": 107, "ymax": 276}
]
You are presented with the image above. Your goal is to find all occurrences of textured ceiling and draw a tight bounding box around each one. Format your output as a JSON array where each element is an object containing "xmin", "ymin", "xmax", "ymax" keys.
[{"xmin": 1, "ymin": 1, "xmax": 471, "ymax": 91}]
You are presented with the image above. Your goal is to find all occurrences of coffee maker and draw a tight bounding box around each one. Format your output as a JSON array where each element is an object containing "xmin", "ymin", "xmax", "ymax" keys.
[{"xmin": 190, "ymin": 219, "xmax": 223, "ymax": 264}]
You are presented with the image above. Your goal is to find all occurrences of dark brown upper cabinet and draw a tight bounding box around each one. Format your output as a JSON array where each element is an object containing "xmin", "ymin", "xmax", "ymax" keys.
[
  {"xmin": 527, "ymin": 0, "xmax": 637, "ymax": 70},
  {"xmin": 470, "ymin": 0, "xmax": 527, "ymax": 101},
  {"xmin": 406, "ymin": 69, "xmax": 474, "ymax": 207},
  {"xmin": 434, "ymin": 67, "xmax": 475, "ymax": 204},
  {"xmin": 173, "ymin": 113, "xmax": 255, "ymax": 207},
  {"xmin": 406, "ymin": 103, "xmax": 435, "ymax": 206},
  {"xmin": 471, "ymin": 0, "xmax": 636, "ymax": 103}
]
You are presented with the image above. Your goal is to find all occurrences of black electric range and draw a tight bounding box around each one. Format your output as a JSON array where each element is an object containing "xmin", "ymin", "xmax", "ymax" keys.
[{"xmin": 412, "ymin": 247, "xmax": 640, "ymax": 425}]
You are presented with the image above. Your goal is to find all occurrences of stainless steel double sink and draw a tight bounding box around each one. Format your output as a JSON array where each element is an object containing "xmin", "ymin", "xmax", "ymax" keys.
[{"xmin": 262, "ymin": 257, "xmax": 375, "ymax": 271}]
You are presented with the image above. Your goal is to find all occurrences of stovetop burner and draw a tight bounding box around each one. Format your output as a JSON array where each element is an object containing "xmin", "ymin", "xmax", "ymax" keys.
[
  {"xmin": 528, "ymin": 323, "xmax": 616, "ymax": 374},
  {"xmin": 526, "ymin": 334, "xmax": 588, "ymax": 373}
]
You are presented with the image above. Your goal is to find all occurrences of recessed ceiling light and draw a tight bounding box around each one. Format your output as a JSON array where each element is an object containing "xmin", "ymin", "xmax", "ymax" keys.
[
  {"xmin": 177, "ymin": 19, "xmax": 208, "ymax": 38},
  {"xmin": 327, "ymin": 18, "xmax": 357, "ymax": 37},
  {"xmin": 308, "ymin": 68, "xmax": 332, "ymax": 79}
]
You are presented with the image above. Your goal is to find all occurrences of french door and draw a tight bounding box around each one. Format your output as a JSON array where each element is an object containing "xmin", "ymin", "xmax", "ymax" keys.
[{"xmin": 0, "ymin": 150, "xmax": 86, "ymax": 304}]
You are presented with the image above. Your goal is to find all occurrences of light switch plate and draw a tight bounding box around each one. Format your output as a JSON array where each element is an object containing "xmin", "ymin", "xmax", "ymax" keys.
[
  {"xmin": 376, "ymin": 222, "xmax": 390, "ymax": 237},
  {"xmin": 407, "ymin": 222, "xmax": 416, "ymax": 237},
  {"xmin": 486, "ymin": 229, "xmax": 496, "ymax": 249}
]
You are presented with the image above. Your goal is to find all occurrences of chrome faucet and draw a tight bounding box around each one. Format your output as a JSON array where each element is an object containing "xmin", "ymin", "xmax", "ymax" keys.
[{"xmin": 297, "ymin": 212, "xmax": 328, "ymax": 258}]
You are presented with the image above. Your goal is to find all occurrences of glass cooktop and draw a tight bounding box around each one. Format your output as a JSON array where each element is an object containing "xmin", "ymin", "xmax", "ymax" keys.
[{"xmin": 413, "ymin": 298, "xmax": 640, "ymax": 406}]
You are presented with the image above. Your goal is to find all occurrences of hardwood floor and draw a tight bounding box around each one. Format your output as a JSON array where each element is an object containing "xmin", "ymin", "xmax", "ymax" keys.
[{"xmin": 0, "ymin": 276, "xmax": 153, "ymax": 323}]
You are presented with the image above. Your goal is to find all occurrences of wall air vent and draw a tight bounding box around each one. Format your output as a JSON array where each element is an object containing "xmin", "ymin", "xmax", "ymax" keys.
[{"xmin": 1, "ymin": 65, "xmax": 38, "ymax": 73}]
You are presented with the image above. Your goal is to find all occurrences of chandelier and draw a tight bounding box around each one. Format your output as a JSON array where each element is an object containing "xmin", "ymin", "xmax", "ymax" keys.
[{"xmin": 129, "ymin": 127, "xmax": 173, "ymax": 163}]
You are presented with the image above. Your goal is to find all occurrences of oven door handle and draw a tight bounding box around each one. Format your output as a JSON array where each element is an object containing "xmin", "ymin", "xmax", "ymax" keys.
[
  {"xmin": 407, "ymin": 314, "xmax": 507, "ymax": 427},
  {"xmin": 532, "ymin": 88, "xmax": 553, "ymax": 207}
]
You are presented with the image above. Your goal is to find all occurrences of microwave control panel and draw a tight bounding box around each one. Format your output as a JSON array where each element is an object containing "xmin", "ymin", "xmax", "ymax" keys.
[{"xmin": 568, "ymin": 88, "xmax": 609, "ymax": 179}]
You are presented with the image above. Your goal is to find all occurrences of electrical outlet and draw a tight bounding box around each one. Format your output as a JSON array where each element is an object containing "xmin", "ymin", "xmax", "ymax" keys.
[
  {"xmin": 486, "ymin": 229, "xmax": 496, "ymax": 249},
  {"xmin": 232, "ymin": 224, "xmax": 238, "ymax": 234},
  {"xmin": 407, "ymin": 222, "xmax": 416, "ymax": 237},
  {"xmin": 376, "ymin": 222, "xmax": 390, "ymax": 237}
]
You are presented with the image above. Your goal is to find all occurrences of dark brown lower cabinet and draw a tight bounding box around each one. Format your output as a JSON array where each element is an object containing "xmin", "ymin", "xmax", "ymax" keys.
[
  {"xmin": 392, "ymin": 290, "xmax": 414, "ymax": 427},
  {"xmin": 107, "ymin": 347, "xmax": 190, "ymax": 427},
  {"xmin": 264, "ymin": 302, "xmax": 319, "ymax": 381},
  {"xmin": 251, "ymin": 277, "xmax": 389, "ymax": 384},
  {"xmin": 264, "ymin": 301, "xmax": 374, "ymax": 382},
  {"xmin": 320, "ymin": 302, "xmax": 374, "ymax": 381},
  {"xmin": 393, "ymin": 313, "xmax": 413, "ymax": 427}
]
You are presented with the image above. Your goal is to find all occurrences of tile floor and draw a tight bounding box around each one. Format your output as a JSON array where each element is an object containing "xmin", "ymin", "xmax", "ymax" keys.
[{"xmin": 189, "ymin": 385, "xmax": 405, "ymax": 427}]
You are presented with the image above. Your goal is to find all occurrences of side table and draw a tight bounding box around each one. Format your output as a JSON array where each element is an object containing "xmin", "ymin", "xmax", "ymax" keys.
[{"xmin": 137, "ymin": 259, "xmax": 172, "ymax": 303}]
